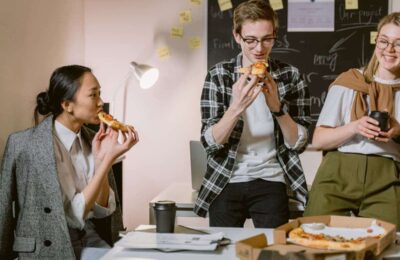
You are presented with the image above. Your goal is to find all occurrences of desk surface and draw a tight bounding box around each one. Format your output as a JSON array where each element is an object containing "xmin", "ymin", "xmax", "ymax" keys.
[
  {"xmin": 100, "ymin": 225, "xmax": 400, "ymax": 259},
  {"xmin": 101, "ymin": 225, "xmax": 273, "ymax": 260}
]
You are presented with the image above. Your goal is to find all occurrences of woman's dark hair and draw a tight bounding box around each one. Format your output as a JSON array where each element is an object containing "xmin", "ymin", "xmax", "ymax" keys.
[{"xmin": 34, "ymin": 65, "xmax": 92, "ymax": 125}]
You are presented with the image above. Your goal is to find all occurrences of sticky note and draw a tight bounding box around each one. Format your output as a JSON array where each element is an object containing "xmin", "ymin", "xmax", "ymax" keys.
[
  {"xmin": 345, "ymin": 0, "xmax": 358, "ymax": 10},
  {"xmin": 218, "ymin": 0, "xmax": 232, "ymax": 12},
  {"xmin": 190, "ymin": 0, "xmax": 202, "ymax": 5},
  {"xmin": 370, "ymin": 31, "xmax": 377, "ymax": 44},
  {"xmin": 189, "ymin": 37, "xmax": 201, "ymax": 49},
  {"xmin": 157, "ymin": 46, "xmax": 171, "ymax": 59},
  {"xmin": 179, "ymin": 10, "xmax": 192, "ymax": 23},
  {"xmin": 269, "ymin": 0, "xmax": 283, "ymax": 11},
  {"xmin": 171, "ymin": 27, "xmax": 184, "ymax": 38}
]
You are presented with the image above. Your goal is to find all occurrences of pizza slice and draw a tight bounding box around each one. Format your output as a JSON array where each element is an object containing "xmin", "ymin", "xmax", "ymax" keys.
[
  {"xmin": 98, "ymin": 111, "xmax": 128, "ymax": 132},
  {"xmin": 287, "ymin": 223, "xmax": 385, "ymax": 251},
  {"xmin": 239, "ymin": 61, "xmax": 269, "ymax": 78}
]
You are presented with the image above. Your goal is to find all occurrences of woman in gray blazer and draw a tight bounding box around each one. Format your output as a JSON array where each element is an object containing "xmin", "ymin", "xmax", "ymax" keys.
[{"xmin": 0, "ymin": 65, "xmax": 139, "ymax": 259}]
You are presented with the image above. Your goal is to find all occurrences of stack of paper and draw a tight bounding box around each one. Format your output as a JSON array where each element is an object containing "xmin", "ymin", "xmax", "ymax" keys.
[{"xmin": 115, "ymin": 231, "xmax": 225, "ymax": 251}]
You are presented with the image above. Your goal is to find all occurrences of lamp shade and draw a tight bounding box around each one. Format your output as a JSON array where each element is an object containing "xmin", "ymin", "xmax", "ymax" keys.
[{"xmin": 130, "ymin": 61, "xmax": 159, "ymax": 89}]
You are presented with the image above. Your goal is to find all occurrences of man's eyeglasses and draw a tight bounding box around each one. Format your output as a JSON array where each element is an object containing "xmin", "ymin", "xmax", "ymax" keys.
[
  {"xmin": 240, "ymin": 35, "xmax": 276, "ymax": 48},
  {"xmin": 375, "ymin": 37, "xmax": 400, "ymax": 52}
]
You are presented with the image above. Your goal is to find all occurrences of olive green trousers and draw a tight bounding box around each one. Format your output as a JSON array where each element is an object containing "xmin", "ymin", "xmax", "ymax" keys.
[{"xmin": 304, "ymin": 151, "xmax": 400, "ymax": 230}]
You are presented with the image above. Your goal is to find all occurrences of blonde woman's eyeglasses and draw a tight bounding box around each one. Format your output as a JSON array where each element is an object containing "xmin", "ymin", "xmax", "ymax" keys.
[{"xmin": 376, "ymin": 37, "xmax": 400, "ymax": 52}]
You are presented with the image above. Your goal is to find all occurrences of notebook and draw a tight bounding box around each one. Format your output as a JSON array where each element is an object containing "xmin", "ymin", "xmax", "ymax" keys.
[{"xmin": 189, "ymin": 140, "xmax": 207, "ymax": 191}]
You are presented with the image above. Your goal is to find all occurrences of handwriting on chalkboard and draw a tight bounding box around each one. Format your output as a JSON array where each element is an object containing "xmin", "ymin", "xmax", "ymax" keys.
[
  {"xmin": 338, "ymin": 4, "xmax": 384, "ymax": 25},
  {"xmin": 310, "ymin": 91, "xmax": 327, "ymax": 109},
  {"xmin": 212, "ymin": 37, "xmax": 238, "ymax": 50},
  {"xmin": 313, "ymin": 53, "xmax": 337, "ymax": 72},
  {"xmin": 272, "ymin": 34, "xmax": 301, "ymax": 54}
]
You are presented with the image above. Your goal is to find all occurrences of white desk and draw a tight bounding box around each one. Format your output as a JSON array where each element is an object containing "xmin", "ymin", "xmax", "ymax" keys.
[
  {"xmin": 149, "ymin": 183, "xmax": 304, "ymax": 224},
  {"xmin": 101, "ymin": 225, "xmax": 273, "ymax": 260},
  {"xmin": 99, "ymin": 225, "xmax": 400, "ymax": 259}
]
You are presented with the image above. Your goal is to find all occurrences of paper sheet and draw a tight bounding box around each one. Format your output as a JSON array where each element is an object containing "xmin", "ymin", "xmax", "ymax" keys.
[
  {"xmin": 116, "ymin": 231, "xmax": 225, "ymax": 251},
  {"xmin": 288, "ymin": 0, "xmax": 334, "ymax": 32}
]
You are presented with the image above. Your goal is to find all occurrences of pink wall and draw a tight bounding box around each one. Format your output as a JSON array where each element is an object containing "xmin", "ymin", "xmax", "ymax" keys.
[
  {"xmin": 0, "ymin": 0, "xmax": 84, "ymax": 158},
  {"xmin": 84, "ymin": 0, "xmax": 207, "ymax": 228}
]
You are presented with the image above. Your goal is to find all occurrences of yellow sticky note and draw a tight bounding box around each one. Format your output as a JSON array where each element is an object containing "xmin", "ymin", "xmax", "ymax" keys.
[
  {"xmin": 190, "ymin": 0, "xmax": 202, "ymax": 5},
  {"xmin": 269, "ymin": 0, "xmax": 283, "ymax": 11},
  {"xmin": 171, "ymin": 27, "xmax": 184, "ymax": 38},
  {"xmin": 345, "ymin": 0, "xmax": 358, "ymax": 10},
  {"xmin": 370, "ymin": 31, "xmax": 378, "ymax": 44},
  {"xmin": 157, "ymin": 46, "xmax": 171, "ymax": 59},
  {"xmin": 179, "ymin": 10, "xmax": 192, "ymax": 24},
  {"xmin": 218, "ymin": 0, "xmax": 232, "ymax": 12},
  {"xmin": 189, "ymin": 37, "xmax": 201, "ymax": 49}
]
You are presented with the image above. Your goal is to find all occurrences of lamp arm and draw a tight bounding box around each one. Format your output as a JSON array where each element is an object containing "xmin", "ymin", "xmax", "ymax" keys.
[{"xmin": 111, "ymin": 72, "xmax": 132, "ymax": 121}]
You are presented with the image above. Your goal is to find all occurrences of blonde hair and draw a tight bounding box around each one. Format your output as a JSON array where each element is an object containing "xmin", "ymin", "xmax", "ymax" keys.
[
  {"xmin": 233, "ymin": 0, "xmax": 278, "ymax": 35},
  {"xmin": 364, "ymin": 12, "xmax": 400, "ymax": 83}
]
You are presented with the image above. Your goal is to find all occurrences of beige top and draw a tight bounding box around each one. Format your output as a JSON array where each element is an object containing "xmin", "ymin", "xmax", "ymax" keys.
[{"xmin": 53, "ymin": 120, "xmax": 116, "ymax": 229}]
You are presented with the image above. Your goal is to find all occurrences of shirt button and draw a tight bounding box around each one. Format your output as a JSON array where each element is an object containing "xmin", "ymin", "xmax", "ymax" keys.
[
  {"xmin": 44, "ymin": 240, "xmax": 52, "ymax": 247},
  {"xmin": 44, "ymin": 207, "xmax": 51, "ymax": 213}
]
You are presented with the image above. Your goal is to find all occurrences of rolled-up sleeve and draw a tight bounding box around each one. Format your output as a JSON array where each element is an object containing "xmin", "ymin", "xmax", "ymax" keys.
[
  {"xmin": 284, "ymin": 123, "xmax": 308, "ymax": 150},
  {"xmin": 69, "ymin": 188, "xmax": 116, "ymax": 229},
  {"xmin": 92, "ymin": 188, "xmax": 116, "ymax": 218},
  {"xmin": 200, "ymin": 70, "xmax": 230, "ymax": 154}
]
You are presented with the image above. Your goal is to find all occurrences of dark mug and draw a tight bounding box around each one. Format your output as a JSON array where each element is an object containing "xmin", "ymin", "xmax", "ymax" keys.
[
  {"xmin": 369, "ymin": 111, "xmax": 389, "ymax": 132},
  {"xmin": 153, "ymin": 200, "xmax": 176, "ymax": 233}
]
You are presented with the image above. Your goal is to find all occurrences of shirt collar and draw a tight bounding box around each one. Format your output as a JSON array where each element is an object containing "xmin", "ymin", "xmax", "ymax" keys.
[
  {"xmin": 373, "ymin": 75, "xmax": 400, "ymax": 84},
  {"xmin": 54, "ymin": 120, "xmax": 82, "ymax": 152}
]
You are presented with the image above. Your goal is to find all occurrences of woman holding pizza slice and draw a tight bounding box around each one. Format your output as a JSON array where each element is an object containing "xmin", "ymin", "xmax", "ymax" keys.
[
  {"xmin": 0, "ymin": 65, "xmax": 139, "ymax": 258},
  {"xmin": 305, "ymin": 13, "xmax": 400, "ymax": 230}
]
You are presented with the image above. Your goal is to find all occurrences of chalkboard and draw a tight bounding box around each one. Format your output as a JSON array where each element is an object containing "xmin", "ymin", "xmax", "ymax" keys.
[{"xmin": 207, "ymin": 0, "xmax": 388, "ymax": 128}]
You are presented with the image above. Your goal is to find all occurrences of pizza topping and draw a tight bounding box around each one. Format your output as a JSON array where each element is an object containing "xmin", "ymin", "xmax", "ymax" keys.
[
  {"xmin": 103, "ymin": 113, "xmax": 114, "ymax": 121},
  {"xmin": 300, "ymin": 221, "xmax": 385, "ymax": 241},
  {"xmin": 98, "ymin": 112, "xmax": 129, "ymax": 132},
  {"xmin": 287, "ymin": 221, "xmax": 386, "ymax": 251},
  {"xmin": 239, "ymin": 61, "xmax": 269, "ymax": 78}
]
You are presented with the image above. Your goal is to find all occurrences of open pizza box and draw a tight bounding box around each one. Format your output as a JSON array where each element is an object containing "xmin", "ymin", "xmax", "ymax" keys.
[{"xmin": 236, "ymin": 215, "xmax": 396, "ymax": 260}]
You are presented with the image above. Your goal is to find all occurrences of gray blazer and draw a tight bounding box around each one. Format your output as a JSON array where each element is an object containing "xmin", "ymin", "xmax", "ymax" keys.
[{"xmin": 0, "ymin": 116, "xmax": 124, "ymax": 259}]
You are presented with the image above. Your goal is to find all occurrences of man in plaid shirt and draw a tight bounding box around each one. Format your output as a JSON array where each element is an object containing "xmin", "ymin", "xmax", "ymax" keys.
[{"xmin": 194, "ymin": 0, "xmax": 311, "ymax": 228}]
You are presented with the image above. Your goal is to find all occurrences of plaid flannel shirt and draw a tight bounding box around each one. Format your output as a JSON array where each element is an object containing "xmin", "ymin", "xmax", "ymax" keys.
[{"xmin": 194, "ymin": 53, "xmax": 312, "ymax": 217}]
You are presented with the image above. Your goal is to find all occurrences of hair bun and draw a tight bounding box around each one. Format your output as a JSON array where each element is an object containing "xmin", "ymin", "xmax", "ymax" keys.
[{"xmin": 36, "ymin": 91, "xmax": 51, "ymax": 115}]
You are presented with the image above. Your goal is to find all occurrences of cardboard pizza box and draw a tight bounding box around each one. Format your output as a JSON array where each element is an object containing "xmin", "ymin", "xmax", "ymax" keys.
[{"xmin": 235, "ymin": 215, "xmax": 396, "ymax": 260}]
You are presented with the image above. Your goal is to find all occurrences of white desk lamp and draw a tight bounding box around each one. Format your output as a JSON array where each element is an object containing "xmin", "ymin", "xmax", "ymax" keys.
[
  {"xmin": 114, "ymin": 61, "xmax": 159, "ymax": 122},
  {"xmin": 130, "ymin": 61, "xmax": 159, "ymax": 89}
]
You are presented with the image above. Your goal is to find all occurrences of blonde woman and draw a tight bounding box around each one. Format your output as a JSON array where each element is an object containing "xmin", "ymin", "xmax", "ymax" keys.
[{"xmin": 305, "ymin": 13, "xmax": 400, "ymax": 230}]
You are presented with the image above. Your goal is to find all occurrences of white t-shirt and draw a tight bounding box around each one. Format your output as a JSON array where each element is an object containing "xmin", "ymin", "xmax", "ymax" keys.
[
  {"xmin": 317, "ymin": 74, "xmax": 400, "ymax": 162},
  {"xmin": 204, "ymin": 92, "xmax": 308, "ymax": 183}
]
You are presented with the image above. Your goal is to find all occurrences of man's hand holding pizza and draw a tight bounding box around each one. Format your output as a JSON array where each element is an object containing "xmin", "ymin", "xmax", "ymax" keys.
[{"xmin": 260, "ymin": 72, "xmax": 282, "ymax": 114}]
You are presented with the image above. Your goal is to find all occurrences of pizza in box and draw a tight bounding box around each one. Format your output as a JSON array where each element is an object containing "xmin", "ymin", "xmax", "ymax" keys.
[{"xmin": 287, "ymin": 220, "xmax": 386, "ymax": 251}]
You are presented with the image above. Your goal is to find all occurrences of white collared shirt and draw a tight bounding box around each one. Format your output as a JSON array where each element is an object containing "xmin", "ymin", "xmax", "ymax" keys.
[{"xmin": 54, "ymin": 120, "xmax": 116, "ymax": 229}]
